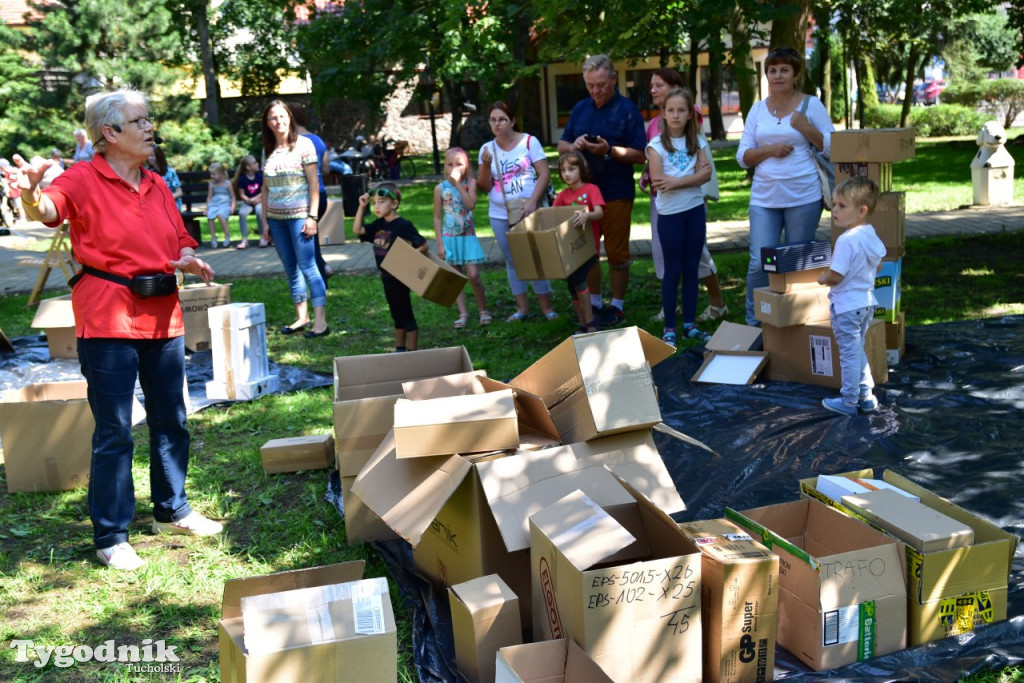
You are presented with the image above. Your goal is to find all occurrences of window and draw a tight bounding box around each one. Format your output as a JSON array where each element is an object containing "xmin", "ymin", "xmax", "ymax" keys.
[{"xmin": 554, "ymin": 73, "xmax": 588, "ymax": 127}]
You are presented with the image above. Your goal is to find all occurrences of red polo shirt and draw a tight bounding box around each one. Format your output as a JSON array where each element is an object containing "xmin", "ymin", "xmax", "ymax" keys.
[{"xmin": 43, "ymin": 154, "xmax": 198, "ymax": 339}]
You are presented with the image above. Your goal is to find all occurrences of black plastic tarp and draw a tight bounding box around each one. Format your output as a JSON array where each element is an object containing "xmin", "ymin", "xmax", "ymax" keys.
[{"xmin": 349, "ymin": 316, "xmax": 1024, "ymax": 682}]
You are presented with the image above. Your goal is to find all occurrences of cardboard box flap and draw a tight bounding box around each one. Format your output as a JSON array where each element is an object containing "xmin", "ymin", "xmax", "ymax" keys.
[
  {"xmin": 529, "ymin": 489, "xmax": 637, "ymax": 571},
  {"xmin": 350, "ymin": 429, "xmax": 474, "ymax": 545},
  {"xmin": 474, "ymin": 431, "xmax": 684, "ymax": 553},
  {"xmin": 333, "ymin": 395, "xmax": 401, "ymax": 476},
  {"xmin": 635, "ymin": 326, "xmax": 678, "ymax": 367},
  {"xmin": 479, "ymin": 377, "xmax": 560, "ymax": 441},
  {"xmin": 450, "ymin": 574, "xmax": 518, "ymax": 612},
  {"xmin": 496, "ymin": 639, "xmax": 613, "ymax": 683},
  {"xmin": 402, "ymin": 370, "xmax": 489, "ymax": 399},
  {"xmin": 726, "ymin": 503, "xmax": 818, "ymax": 569},
  {"xmin": 220, "ymin": 561, "xmax": 365, "ymax": 620},
  {"xmin": 31, "ymin": 295, "xmax": 75, "ymax": 329},
  {"xmin": 334, "ymin": 346, "xmax": 472, "ymax": 400},
  {"xmin": 841, "ymin": 489, "xmax": 975, "ymax": 552},
  {"xmin": 705, "ymin": 321, "xmax": 764, "ymax": 352}
]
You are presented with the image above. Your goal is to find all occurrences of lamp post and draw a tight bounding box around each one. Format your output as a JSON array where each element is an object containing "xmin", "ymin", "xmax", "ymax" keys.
[{"xmin": 424, "ymin": 59, "xmax": 442, "ymax": 175}]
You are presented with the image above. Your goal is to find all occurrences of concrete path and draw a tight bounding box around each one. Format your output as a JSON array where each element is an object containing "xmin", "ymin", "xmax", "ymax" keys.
[{"xmin": 2, "ymin": 203, "xmax": 1023, "ymax": 296}]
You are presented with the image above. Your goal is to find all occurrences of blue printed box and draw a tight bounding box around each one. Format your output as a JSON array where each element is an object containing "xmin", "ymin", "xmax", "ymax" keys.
[{"xmin": 874, "ymin": 258, "xmax": 902, "ymax": 323}]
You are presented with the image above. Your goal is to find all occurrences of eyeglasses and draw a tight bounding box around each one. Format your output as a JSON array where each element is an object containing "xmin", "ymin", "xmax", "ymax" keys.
[
  {"xmin": 489, "ymin": 117, "xmax": 510, "ymax": 125},
  {"xmin": 121, "ymin": 116, "xmax": 153, "ymax": 130},
  {"xmin": 373, "ymin": 188, "xmax": 398, "ymax": 200}
]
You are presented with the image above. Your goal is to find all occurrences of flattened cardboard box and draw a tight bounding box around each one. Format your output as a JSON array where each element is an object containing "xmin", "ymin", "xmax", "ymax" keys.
[
  {"xmin": 179, "ymin": 282, "xmax": 232, "ymax": 352},
  {"xmin": 218, "ymin": 561, "xmax": 397, "ymax": 683},
  {"xmin": 706, "ymin": 321, "xmax": 763, "ymax": 353},
  {"xmin": 830, "ymin": 128, "xmax": 916, "ymax": 163},
  {"xmin": 393, "ymin": 389, "xmax": 519, "ymax": 458},
  {"xmin": 448, "ymin": 574, "xmax": 522, "ymax": 683},
  {"xmin": 509, "ymin": 326, "xmax": 675, "ymax": 443},
  {"xmin": 496, "ymin": 638, "xmax": 613, "ymax": 683},
  {"xmin": 753, "ymin": 286, "xmax": 830, "ymax": 328},
  {"xmin": 352, "ymin": 430, "xmax": 685, "ymax": 630},
  {"xmin": 530, "ymin": 480, "xmax": 703, "ymax": 683},
  {"xmin": 692, "ymin": 351, "xmax": 768, "ymax": 385},
  {"xmin": 798, "ymin": 468, "xmax": 1018, "ymax": 645},
  {"xmin": 726, "ymin": 499, "xmax": 907, "ymax": 671},
  {"xmin": 260, "ymin": 434, "xmax": 334, "ymax": 474},
  {"xmin": 0, "ymin": 381, "xmax": 143, "ymax": 493},
  {"xmin": 762, "ymin": 318, "xmax": 887, "ymax": 389},
  {"xmin": 381, "ymin": 236, "xmax": 467, "ymax": 307},
  {"xmin": 508, "ymin": 206, "xmax": 596, "ymax": 280},
  {"xmin": 678, "ymin": 518, "xmax": 778, "ymax": 683},
  {"xmin": 31, "ymin": 294, "xmax": 76, "ymax": 359}
]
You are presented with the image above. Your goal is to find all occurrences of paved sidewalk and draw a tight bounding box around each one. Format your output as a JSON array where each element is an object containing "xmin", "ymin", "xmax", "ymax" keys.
[{"xmin": 2, "ymin": 204, "xmax": 1023, "ymax": 296}]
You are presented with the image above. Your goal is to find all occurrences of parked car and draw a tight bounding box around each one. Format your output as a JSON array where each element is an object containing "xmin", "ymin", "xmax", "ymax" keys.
[{"xmin": 914, "ymin": 79, "xmax": 947, "ymax": 105}]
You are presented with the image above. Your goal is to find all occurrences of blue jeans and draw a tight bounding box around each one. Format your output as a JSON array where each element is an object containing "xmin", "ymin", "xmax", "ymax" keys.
[
  {"xmin": 832, "ymin": 305, "xmax": 875, "ymax": 404},
  {"xmin": 268, "ymin": 217, "xmax": 327, "ymax": 308},
  {"xmin": 78, "ymin": 336, "xmax": 192, "ymax": 550},
  {"xmin": 745, "ymin": 200, "xmax": 823, "ymax": 325},
  {"xmin": 658, "ymin": 204, "xmax": 706, "ymax": 329},
  {"xmin": 490, "ymin": 216, "xmax": 551, "ymax": 297}
]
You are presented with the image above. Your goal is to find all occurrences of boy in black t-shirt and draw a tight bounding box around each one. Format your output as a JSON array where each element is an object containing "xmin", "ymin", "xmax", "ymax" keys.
[{"xmin": 354, "ymin": 182, "xmax": 428, "ymax": 351}]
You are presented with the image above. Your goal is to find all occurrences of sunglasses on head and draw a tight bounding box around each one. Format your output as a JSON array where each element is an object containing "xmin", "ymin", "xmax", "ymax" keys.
[
  {"xmin": 768, "ymin": 47, "xmax": 800, "ymax": 59},
  {"xmin": 373, "ymin": 188, "xmax": 398, "ymax": 200}
]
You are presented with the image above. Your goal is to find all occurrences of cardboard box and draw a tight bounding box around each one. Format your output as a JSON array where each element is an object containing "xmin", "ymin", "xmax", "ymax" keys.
[
  {"xmin": 677, "ymin": 518, "xmax": 779, "ymax": 683},
  {"xmin": 830, "ymin": 128, "xmax": 916, "ymax": 163},
  {"xmin": 706, "ymin": 321, "xmax": 763, "ymax": 353},
  {"xmin": 753, "ymin": 286, "xmax": 830, "ymax": 328},
  {"xmin": 886, "ymin": 311, "xmax": 906, "ymax": 365},
  {"xmin": 381, "ymin": 237, "xmax": 467, "ymax": 307},
  {"xmin": 762, "ymin": 318, "xmax": 888, "ymax": 389},
  {"xmin": 726, "ymin": 499, "xmax": 907, "ymax": 671},
  {"xmin": 692, "ymin": 351, "xmax": 769, "ymax": 385},
  {"xmin": 767, "ymin": 267, "xmax": 827, "ymax": 294},
  {"xmin": 509, "ymin": 327, "xmax": 675, "ymax": 443},
  {"xmin": 840, "ymin": 489, "xmax": 975, "ymax": 553},
  {"xmin": 179, "ymin": 282, "xmax": 232, "ymax": 352},
  {"xmin": 260, "ymin": 434, "xmax": 334, "ymax": 474},
  {"xmin": 835, "ymin": 162, "xmax": 894, "ymax": 193},
  {"xmin": 798, "ymin": 470, "xmax": 1019, "ymax": 609},
  {"xmin": 0, "ymin": 381, "xmax": 143, "ymax": 493},
  {"xmin": 31, "ymin": 295, "xmax": 76, "ymax": 359},
  {"xmin": 814, "ymin": 474, "xmax": 919, "ymax": 505},
  {"xmin": 393, "ymin": 390, "xmax": 519, "ymax": 458},
  {"xmin": 496, "ymin": 638, "xmax": 613, "ymax": 683},
  {"xmin": 332, "ymin": 347, "xmax": 474, "ymax": 544},
  {"xmin": 832, "ymin": 192, "xmax": 905, "ymax": 261},
  {"xmin": 218, "ymin": 561, "xmax": 398, "ymax": 683},
  {"xmin": 507, "ymin": 206, "xmax": 596, "ymax": 280},
  {"xmin": 874, "ymin": 258, "xmax": 902, "ymax": 322},
  {"xmin": 530, "ymin": 481, "xmax": 703, "ymax": 682},
  {"xmin": 449, "ymin": 575, "xmax": 522, "ymax": 683},
  {"xmin": 909, "ymin": 586, "xmax": 1007, "ymax": 645},
  {"xmin": 352, "ymin": 430, "xmax": 685, "ymax": 630},
  {"xmin": 206, "ymin": 303, "xmax": 275, "ymax": 401},
  {"xmin": 319, "ymin": 198, "xmax": 346, "ymax": 245}
]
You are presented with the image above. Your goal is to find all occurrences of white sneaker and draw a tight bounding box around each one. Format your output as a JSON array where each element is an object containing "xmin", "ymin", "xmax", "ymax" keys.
[
  {"xmin": 152, "ymin": 511, "xmax": 223, "ymax": 537},
  {"xmin": 96, "ymin": 542, "xmax": 145, "ymax": 570},
  {"xmin": 697, "ymin": 304, "xmax": 729, "ymax": 323}
]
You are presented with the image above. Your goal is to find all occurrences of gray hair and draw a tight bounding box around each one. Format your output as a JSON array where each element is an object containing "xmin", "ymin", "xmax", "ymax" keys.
[
  {"xmin": 583, "ymin": 54, "xmax": 615, "ymax": 77},
  {"xmin": 84, "ymin": 87, "xmax": 148, "ymax": 154}
]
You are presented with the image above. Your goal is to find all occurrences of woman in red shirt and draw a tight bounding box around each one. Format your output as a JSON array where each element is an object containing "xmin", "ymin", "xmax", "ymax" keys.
[{"xmin": 14, "ymin": 88, "xmax": 223, "ymax": 570}]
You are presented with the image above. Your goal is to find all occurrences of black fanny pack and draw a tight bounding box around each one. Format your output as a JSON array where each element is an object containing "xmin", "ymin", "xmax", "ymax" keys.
[{"xmin": 69, "ymin": 266, "xmax": 178, "ymax": 298}]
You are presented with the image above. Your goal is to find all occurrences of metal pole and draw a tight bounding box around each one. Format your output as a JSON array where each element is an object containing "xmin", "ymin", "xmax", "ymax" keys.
[{"xmin": 429, "ymin": 96, "xmax": 441, "ymax": 175}]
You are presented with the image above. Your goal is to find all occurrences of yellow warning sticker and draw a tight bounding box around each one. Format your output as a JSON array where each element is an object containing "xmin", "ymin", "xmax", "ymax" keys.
[{"xmin": 938, "ymin": 591, "xmax": 993, "ymax": 634}]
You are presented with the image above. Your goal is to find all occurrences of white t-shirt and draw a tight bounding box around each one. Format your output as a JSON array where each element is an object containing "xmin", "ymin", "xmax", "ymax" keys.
[
  {"xmin": 736, "ymin": 96, "xmax": 834, "ymax": 209},
  {"xmin": 646, "ymin": 135, "xmax": 708, "ymax": 215},
  {"xmin": 829, "ymin": 223, "xmax": 886, "ymax": 314},
  {"xmin": 478, "ymin": 134, "xmax": 546, "ymax": 220}
]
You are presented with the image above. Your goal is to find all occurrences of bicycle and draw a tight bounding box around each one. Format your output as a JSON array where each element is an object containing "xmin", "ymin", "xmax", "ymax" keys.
[{"xmin": 370, "ymin": 139, "xmax": 416, "ymax": 181}]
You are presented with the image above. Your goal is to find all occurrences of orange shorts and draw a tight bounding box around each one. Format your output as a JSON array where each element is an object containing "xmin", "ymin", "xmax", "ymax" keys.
[{"xmin": 597, "ymin": 198, "xmax": 634, "ymax": 267}]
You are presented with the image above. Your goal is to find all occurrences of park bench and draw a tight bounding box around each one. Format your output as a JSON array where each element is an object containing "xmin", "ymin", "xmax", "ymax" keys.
[{"xmin": 178, "ymin": 170, "xmax": 210, "ymax": 243}]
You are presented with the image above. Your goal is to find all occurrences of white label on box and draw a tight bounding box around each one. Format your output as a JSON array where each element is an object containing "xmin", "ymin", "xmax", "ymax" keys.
[
  {"xmin": 822, "ymin": 604, "xmax": 860, "ymax": 646},
  {"xmin": 722, "ymin": 533, "xmax": 753, "ymax": 542},
  {"xmin": 353, "ymin": 585, "xmax": 386, "ymax": 635},
  {"xmin": 760, "ymin": 301, "xmax": 772, "ymax": 314},
  {"xmin": 809, "ymin": 335, "xmax": 834, "ymax": 377}
]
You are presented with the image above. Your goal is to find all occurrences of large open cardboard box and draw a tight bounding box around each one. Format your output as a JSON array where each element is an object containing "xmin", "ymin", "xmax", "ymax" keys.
[
  {"xmin": 31, "ymin": 294, "xmax": 76, "ymax": 359},
  {"xmin": 179, "ymin": 282, "xmax": 232, "ymax": 352},
  {"xmin": 352, "ymin": 430, "xmax": 685, "ymax": 630},
  {"xmin": 753, "ymin": 286, "xmax": 830, "ymax": 328},
  {"xmin": 332, "ymin": 346, "xmax": 474, "ymax": 544},
  {"xmin": 799, "ymin": 469, "xmax": 1018, "ymax": 645},
  {"xmin": 0, "ymin": 381, "xmax": 143, "ymax": 493},
  {"xmin": 496, "ymin": 639, "xmax": 613, "ymax": 683},
  {"xmin": 381, "ymin": 237, "xmax": 467, "ymax": 307},
  {"xmin": 509, "ymin": 327, "xmax": 675, "ymax": 443},
  {"xmin": 218, "ymin": 561, "xmax": 397, "ymax": 682},
  {"xmin": 726, "ymin": 499, "xmax": 907, "ymax": 670},
  {"xmin": 449, "ymin": 574, "xmax": 522, "ymax": 683},
  {"xmin": 762, "ymin": 318, "xmax": 887, "ymax": 389},
  {"xmin": 507, "ymin": 206, "xmax": 596, "ymax": 280},
  {"xmin": 677, "ymin": 518, "xmax": 779, "ymax": 683},
  {"xmin": 530, "ymin": 479, "xmax": 703, "ymax": 682}
]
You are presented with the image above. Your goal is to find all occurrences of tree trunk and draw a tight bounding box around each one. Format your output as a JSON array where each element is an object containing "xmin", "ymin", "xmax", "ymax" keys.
[
  {"xmin": 853, "ymin": 49, "xmax": 864, "ymax": 129},
  {"xmin": 900, "ymin": 43, "xmax": 920, "ymax": 128},
  {"xmin": 707, "ymin": 46, "xmax": 726, "ymax": 140},
  {"xmin": 195, "ymin": 2, "xmax": 219, "ymax": 126},
  {"xmin": 688, "ymin": 39, "xmax": 700, "ymax": 94},
  {"xmin": 731, "ymin": 7, "xmax": 757, "ymax": 122},
  {"xmin": 770, "ymin": 0, "xmax": 813, "ymax": 92},
  {"xmin": 812, "ymin": 3, "xmax": 831, "ymax": 112}
]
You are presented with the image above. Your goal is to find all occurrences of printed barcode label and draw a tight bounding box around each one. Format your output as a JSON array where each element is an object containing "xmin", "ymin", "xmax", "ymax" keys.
[
  {"xmin": 823, "ymin": 610, "xmax": 839, "ymax": 645},
  {"xmin": 809, "ymin": 335, "xmax": 834, "ymax": 376},
  {"xmin": 353, "ymin": 593, "xmax": 385, "ymax": 635}
]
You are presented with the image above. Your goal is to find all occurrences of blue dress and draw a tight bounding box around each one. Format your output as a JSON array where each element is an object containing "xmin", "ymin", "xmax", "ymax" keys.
[
  {"xmin": 206, "ymin": 182, "xmax": 233, "ymax": 220},
  {"xmin": 439, "ymin": 178, "xmax": 486, "ymax": 265}
]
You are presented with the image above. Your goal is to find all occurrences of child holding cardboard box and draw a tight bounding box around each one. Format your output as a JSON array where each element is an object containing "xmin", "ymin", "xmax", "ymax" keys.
[
  {"xmin": 354, "ymin": 183, "xmax": 428, "ymax": 352},
  {"xmin": 818, "ymin": 176, "xmax": 886, "ymax": 415},
  {"xmin": 553, "ymin": 151, "xmax": 604, "ymax": 334}
]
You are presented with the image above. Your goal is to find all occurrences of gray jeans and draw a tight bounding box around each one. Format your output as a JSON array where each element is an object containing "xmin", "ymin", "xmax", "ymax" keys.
[{"xmin": 832, "ymin": 304, "xmax": 875, "ymax": 404}]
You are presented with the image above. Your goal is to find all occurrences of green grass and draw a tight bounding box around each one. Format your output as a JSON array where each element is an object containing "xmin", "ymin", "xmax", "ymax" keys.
[{"xmin": 1, "ymin": 233, "xmax": 1023, "ymax": 679}]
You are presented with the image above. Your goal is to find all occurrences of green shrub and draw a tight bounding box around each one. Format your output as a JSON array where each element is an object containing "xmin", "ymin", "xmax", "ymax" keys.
[
  {"xmin": 980, "ymin": 79, "xmax": 1024, "ymax": 128},
  {"xmin": 862, "ymin": 103, "xmax": 988, "ymax": 137},
  {"xmin": 156, "ymin": 118, "xmax": 252, "ymax": 172}
]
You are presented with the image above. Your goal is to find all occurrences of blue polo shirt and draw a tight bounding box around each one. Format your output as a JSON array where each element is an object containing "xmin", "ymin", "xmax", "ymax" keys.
[{"xmin": 560, "ymin": 92, "xmax": 646, "ymax": 201}]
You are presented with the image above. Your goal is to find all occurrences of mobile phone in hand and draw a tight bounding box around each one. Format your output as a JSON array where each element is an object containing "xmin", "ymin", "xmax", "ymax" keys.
[{"xmin": 584, "ymin": 134, "xmax": 599, "ymax": 143}]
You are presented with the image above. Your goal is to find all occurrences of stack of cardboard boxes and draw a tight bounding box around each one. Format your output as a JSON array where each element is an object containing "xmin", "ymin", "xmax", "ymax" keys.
[{"xmin": 830, "ymin": 128, "xmax": 916, "ymax": 365}]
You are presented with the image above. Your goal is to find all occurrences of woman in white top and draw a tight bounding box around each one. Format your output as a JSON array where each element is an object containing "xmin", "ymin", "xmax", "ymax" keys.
[
  {"xmin": 736, "ymin": 46, "xmax": 834, "ymax": 325},
  {"xmin": 477, "ymin": 101, "xmax": 558, "ymax": 322}
]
